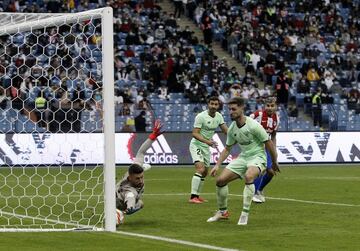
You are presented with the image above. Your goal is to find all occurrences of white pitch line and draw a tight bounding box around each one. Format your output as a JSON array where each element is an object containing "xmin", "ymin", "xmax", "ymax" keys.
[
  {"xmin": 282, "ymin": 177, "xmax": 360, "ymax": 181},
  {"xmin": 226, "ymin": 194, "xmax": 360, "ymax": 207},
  {"xmin": 115, "ymin": 230, "xmax": 240, "ymax": 251},
  {"xmin": 144, "ymin": 193, "xmax": 360, "ymax": 207}
]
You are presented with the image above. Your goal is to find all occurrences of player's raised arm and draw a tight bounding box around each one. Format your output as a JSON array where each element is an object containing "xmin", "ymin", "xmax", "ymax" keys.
[{"xmin": 134, "ymin": 119, "xmax": 164, "ymax": 167}]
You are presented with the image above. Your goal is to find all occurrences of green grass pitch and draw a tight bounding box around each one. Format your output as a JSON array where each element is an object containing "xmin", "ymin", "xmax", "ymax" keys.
[{"xmin": 1, "ymin": 165, "xmax": 360, "ymax": 251}]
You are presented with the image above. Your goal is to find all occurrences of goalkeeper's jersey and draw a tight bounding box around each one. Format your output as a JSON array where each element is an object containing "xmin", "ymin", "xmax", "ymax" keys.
[{"xmin": 116, "ymin": 172, "xmax": 144, "ymax": 207}]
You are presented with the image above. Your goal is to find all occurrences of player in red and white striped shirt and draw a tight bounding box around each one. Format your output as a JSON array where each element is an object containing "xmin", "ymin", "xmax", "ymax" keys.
[{"xmin": 249, "ymin": 97, "xmax": 280, "ymax": 203}]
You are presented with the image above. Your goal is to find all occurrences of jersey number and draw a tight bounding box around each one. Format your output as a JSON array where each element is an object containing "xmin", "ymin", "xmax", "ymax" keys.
[{"xmin": 196, "ymin": 149, "xmax": 201, "ymax": 155}]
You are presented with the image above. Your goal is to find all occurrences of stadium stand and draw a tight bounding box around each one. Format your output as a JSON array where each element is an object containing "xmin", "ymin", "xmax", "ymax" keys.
[
  {"xmin": 0, "ymin": 0, "xmax": 359, "ymax": 133},
  {"xmin": 170, "ymin": 0, "xmax": 360, "ymax": 131}
]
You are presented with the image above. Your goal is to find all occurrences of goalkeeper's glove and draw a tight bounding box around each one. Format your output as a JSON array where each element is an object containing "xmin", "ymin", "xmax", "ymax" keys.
[{"xmin": 148, "ymin": 119, "xmax": 164, "ymax": 140}]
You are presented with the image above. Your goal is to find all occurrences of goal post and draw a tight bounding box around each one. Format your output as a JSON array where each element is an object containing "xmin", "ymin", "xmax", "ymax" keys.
[
  {"xmin": 0, "ymin": 7, "xmax": 116, "ymax": 232},
  {"xmin": 101, "ymin": 7, "xmax": 116, "ymax": 233}
]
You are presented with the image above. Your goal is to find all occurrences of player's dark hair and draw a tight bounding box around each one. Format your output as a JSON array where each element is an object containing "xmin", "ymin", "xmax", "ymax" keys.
[
  {"xmin": 207, "ymin": 96, "xmax": 219, "ymax": 103},
  {"xmin": 128, "ymin": 163, "xmax": 144, "ymax": 175},
  {"xmin": 228, "ymin": 97, "xmax": 245, "ymax": 107}
]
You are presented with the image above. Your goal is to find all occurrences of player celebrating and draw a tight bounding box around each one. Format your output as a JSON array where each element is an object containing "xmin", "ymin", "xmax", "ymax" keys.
[
  {"xmin": 250, "ymin": 97, "xmax": 279, "ymax": 203},
  {"xmin": 189, "ymin": 96, "xmax": 228, "ymax": 204},
  {"xmin": 116, "ymin": 119, "xmax": 163, "ymax": 224},
  {"xmin": 207, "ymin": 97, "xmax": 279, "ymax": 225}
]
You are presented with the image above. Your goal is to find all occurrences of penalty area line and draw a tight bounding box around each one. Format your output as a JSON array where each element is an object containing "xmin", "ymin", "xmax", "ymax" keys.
[{"xmin": 115, "ymin": 230, "xmax": 240, "ymax": 251}]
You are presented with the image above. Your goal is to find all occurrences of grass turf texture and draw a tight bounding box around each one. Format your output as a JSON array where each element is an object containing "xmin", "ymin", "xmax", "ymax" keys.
[{"xmin": 1, "ymin": 165, "xmax": 360, "ymax": 251}]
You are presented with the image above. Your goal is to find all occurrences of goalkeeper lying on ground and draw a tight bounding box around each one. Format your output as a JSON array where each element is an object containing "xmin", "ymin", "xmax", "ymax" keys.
[{"xmin": 115, "ymin": 119, "xmax": 163, "ymax": 224}]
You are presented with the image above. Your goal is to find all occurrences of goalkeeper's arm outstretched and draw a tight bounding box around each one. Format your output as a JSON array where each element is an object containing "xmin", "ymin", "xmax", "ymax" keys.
[{"xmin": 115, "ymin": 120, "xmax": 164, "ymax": 224}]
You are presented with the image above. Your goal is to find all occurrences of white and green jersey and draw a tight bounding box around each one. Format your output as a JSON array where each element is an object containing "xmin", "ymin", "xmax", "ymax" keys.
[
  {"xmin": 226, "ymin": 116, "xmax": 269, "ymax": 158},
  {"xmin": 190, "ymin": 110, "xmax": 225, "ymax": 147}
]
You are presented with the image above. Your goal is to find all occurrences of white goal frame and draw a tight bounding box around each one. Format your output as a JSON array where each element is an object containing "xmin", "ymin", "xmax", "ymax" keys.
[{"xmin": 0, "ymin": 7, "xmax": 116, "ymax": 232}]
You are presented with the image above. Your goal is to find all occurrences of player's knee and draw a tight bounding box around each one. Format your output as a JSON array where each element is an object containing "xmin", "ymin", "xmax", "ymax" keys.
[
  {"xmin": 244, "ymin": 173, "xmax": 256, "ymax": 183},
  {"xmin": 244, "ymin": 175, "xmax": 252, "ymax": 183},
  {"xmin": 195, "ymin": 163, "xmax": 206, "ymax": 176},
  {"xmin": 245, "ymin": 166, "xmax": 261, "ymax": 183},
  {"xmin": 215, "ymin": 177, "xmax": 227, "ymax": 187}
]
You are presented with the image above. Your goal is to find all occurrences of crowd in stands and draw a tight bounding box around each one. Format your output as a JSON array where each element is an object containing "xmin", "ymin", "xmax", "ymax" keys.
[
  {"xmin": 1, "ymin": 0, "xmax": 360, "ymax": 132},
  {"xmin": 182, "ymin": 0, "xmax": 360, "ymax": 129}
]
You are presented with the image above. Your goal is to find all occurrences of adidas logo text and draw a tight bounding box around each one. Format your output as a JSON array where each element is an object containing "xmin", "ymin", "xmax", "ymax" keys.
[{"xmin": 145, "ymin": 135, "xmax": 179, "ymax": 164}]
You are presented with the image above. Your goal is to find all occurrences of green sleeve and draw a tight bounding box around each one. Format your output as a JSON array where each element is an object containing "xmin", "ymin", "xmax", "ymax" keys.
[
  {"xmin": 193, "ymin": 113, "xmax": 203, "ymax": 128},
  {"xmin": 226, "ymin": 127, "xmax": 236, "ymax": 146},
  {"xmin": 218, "ymin": 113, "xmax": 225, "ymax": 125}
]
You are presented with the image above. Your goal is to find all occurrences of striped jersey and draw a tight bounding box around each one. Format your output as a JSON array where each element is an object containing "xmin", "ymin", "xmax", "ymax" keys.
[{"xmin": 250, "ymin": 110, "xmax": 279, "ymax": 138}]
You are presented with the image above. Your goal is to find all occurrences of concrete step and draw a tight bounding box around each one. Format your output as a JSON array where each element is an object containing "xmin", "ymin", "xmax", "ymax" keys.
[{"xmin": 158, "ymin": 0, "xmax": 264, "ymax": 87}]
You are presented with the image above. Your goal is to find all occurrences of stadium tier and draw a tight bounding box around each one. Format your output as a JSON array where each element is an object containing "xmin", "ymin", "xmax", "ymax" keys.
[{"xmin": 1, "ymin": 1, "xmax": 360, "ymax": 134}]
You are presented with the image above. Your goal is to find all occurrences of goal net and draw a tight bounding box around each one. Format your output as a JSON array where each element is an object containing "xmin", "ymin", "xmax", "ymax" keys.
[{"xmin": 0, "ymin": 7, "xmax": 116, "ymax": 232}]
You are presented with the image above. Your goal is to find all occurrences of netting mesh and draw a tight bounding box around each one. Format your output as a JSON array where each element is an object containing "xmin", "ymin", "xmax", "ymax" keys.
[{"xmin": 0, "ymin": 10, "xmax": 108, "ymax": 230}]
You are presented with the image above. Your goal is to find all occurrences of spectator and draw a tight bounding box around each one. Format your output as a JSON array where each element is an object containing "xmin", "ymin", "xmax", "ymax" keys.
[
  {"xmin": 135, "ymin": 111, "xmax": 147, "ymax": 132},
  {"xmin": 347, "ymin": 88, "xmax": 360, "ymax": 110},
  {"xmin": 275, "ymin": 72, "xmax": 289, "ymax": 107},
  {"xmin": 34, "ymin": 90, "xmax": 48, "ymax": 128},
  {"xmin": 288, "ymin": 98, "xmax": 299, "ymax": 118},
  {"xmin": 306, "ymin": 67, "xmax": 321, "ymax": 83},
  {"xmin": 201, "ymin": 13, "xmax": 213, "ymax": 45},
  {"xmin": 323, "ymin": 69, "xmax": 336, "ymax": 92},
  {"xmin": 114, "ymin": 89, "xmax": 124, "ymax": 106},
  {"xmin": 158, "ymin": 84, "xmax": 169, "ymax": 100},
  {"xmin": 297, "ymin": 78, "xmax": 310, "ymax": 94},
  {"xmin": 312, "ymin": 88, "xmax": 323, "ymax": 128},
  {"xmin": 0, "ymin": 87, "xmax": 9, "ymax": 110},
  {"xmin": 120, "ymin": 103, "xmax": 132, "ymax": 116},
  {"xmin": 174, "ymin": 0, "xmax": 183, "ymax": 18}
]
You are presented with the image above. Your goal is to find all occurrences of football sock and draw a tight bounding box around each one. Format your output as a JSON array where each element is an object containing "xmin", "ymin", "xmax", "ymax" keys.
[
  {"xmin": 216, "ymin": 185, "xmax": 228, "ymax": 210},
  {"xmin": 253, "ymin": 174, "xmax": 264, "ymax": 192},
  {"xmin": 243, "ymin": 183, "xmax": 255, "ymax": 213},
  {"xmin": 198, "ymin": 176, "xmax": 205, "ymax": 195},
  {"xmin": 191, "ymin": 173, "xmax": 202, "ymax": 198},
  {"xmin": 258, "ymin": 172, "xmax": 273, "ymax": 191}
]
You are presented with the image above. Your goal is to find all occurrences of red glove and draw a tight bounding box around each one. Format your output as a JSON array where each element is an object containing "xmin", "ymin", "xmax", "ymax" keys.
[{"xmin": 148, "ymin": 119, "xmax": 164, "ymax": 140}]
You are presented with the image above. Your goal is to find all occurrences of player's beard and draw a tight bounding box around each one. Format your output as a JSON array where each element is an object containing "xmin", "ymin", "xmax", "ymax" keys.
[
  {"xmin": 230, "ymin": 113, "xmax": 239, "ymax": 121},
  {"xmin": 209, "ymin": 107, "xmax": 217, "ymax": 114}
]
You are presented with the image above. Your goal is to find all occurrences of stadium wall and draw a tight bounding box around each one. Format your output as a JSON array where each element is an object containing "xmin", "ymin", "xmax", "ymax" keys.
[{"xmin": 0, "ymin": 132, "xmax": 359, "ymax": 166}]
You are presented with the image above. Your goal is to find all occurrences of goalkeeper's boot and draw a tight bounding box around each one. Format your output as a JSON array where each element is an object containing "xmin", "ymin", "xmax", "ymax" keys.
[
  {"xmin": 207, "ymin": 210, "xmax": 229, "ymax": 222},
  {"xmin": 237, "ymin": 211, "xmax": 249, "ymax": 225}
]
